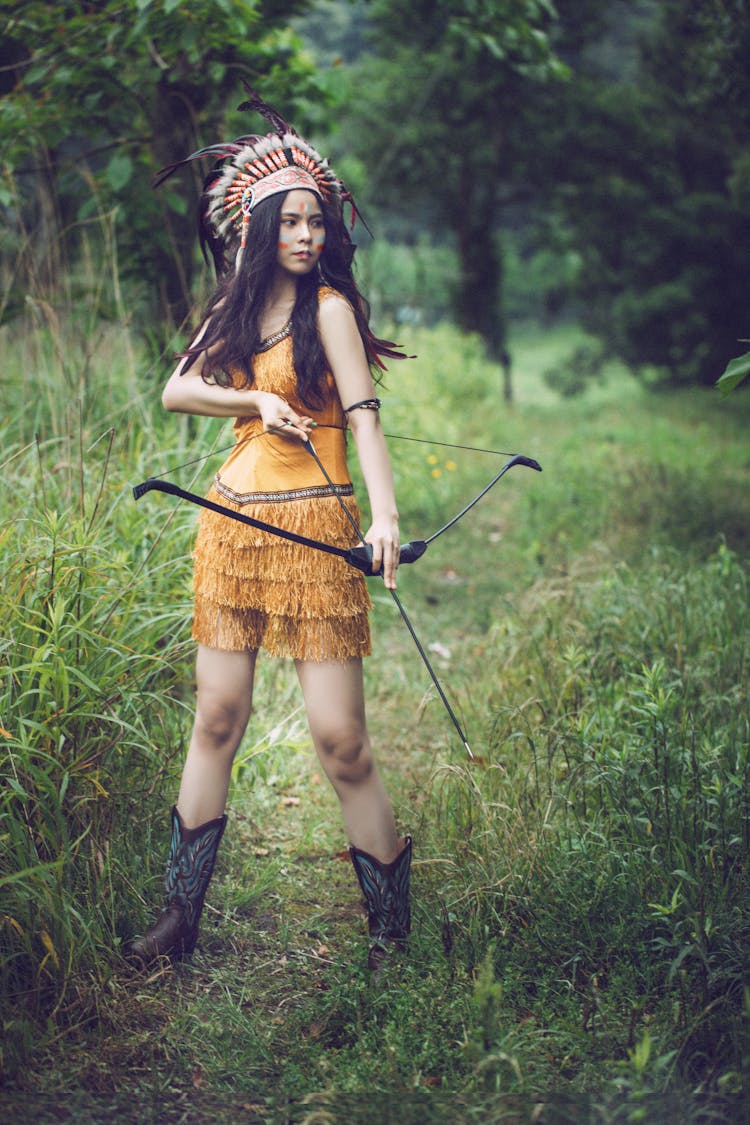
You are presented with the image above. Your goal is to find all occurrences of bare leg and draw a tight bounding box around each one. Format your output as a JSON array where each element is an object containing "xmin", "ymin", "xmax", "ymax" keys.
[
  {"xmin": 295, "ymin": 658, "xmax": 401, "ymax": 862},
  {"xmin": 177, "ymin": 645, "xmax": 257, "ymax": 827}
]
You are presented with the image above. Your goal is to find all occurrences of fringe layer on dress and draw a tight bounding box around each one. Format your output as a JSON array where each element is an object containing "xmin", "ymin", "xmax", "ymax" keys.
[{"xmin": 191, "ymin": 487, "xmax": 372, "ymax": 661}]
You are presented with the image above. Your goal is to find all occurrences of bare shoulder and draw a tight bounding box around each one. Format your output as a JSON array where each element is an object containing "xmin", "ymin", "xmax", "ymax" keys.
[
  {"xmin": 317, "ymin": 290, "xmax": 362, "ymax": 357},
  {"xmin": 316, "ymin": 289, "xmax": 369, "ymax": 384},
  {"xmin": 318, "ymin": 289, "xmax": 356, "ymax": 327}
]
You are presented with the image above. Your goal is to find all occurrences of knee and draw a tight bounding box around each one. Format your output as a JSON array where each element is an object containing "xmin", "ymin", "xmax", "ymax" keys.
[
  {"xmin": 319, "ymin": 727, "xmax": 373, "ymax": 786},
  {"xmin": 194, "ymin": 695, "xmax": 249, "ymax": 754}
]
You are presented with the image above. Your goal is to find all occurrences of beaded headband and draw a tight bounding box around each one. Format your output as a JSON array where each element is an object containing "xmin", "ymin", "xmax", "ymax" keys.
[
  {"xmin": 230, "ymin": 165, "xmax": 321, "ymax": 232},
  {"xmin": 206, "ymin": 132, "xmax": 339, "ymax": 250}
]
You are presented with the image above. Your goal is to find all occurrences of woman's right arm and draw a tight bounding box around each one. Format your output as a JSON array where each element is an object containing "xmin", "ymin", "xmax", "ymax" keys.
[
  {"xmin": 161, "ymin": 321, "xmax": 311, "ymax": 437},
  {"xmin": 162, "ymin": 364, "xmax": 274, "ymax": 418}
]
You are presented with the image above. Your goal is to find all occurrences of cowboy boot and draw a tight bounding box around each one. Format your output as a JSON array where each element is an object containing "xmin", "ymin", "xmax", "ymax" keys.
[
  {"xmin": 349, "ymin": 836, "xmax": 412, "ymax": 972},
  {"xmin": 129, "ymin": 806, "xmax": 226, "ymax": 965}
]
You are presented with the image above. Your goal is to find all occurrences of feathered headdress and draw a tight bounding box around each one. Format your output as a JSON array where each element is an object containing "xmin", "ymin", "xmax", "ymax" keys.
[
  {"xmin": 155, "ymin": 86, "xmax": 407, "ymax": 370},
  {"xmin": 154, "ymin": 84, "xmax": 363, "ymax": 273}
]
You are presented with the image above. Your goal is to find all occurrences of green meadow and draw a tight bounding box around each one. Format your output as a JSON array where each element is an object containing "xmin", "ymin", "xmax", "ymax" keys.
[{"xmin": 1, "ymin": 314, "xmax": 748, "ymax": 1122}]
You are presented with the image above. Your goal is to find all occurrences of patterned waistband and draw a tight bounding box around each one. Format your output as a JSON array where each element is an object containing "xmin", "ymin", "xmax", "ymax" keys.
[{"xmin": 214, "ymin": 475, "xmax": 355, "ymax": 506}]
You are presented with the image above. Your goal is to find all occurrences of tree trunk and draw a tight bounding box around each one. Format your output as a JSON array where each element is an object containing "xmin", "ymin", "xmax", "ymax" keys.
[
  {"xmin": 24, "ymin": 148, "xmax": 63, "ymax": 298},
  {"xmin": 150, "ymin": 80, "xmax": 203, "ymax": 329},
  {"xmin": 453, "ymin": 179, "xmax": 513, "ymax": 402}
]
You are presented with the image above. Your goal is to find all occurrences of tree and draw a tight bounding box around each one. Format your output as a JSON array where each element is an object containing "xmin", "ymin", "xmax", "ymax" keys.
[
  {"xmin": 534, "ymin": 0, "xmax": 750, "ymax": 387},
  {"xmin": 340, "ymin": 0, "xmax": 566, "ymax": 401},
  {"xmin": 0, "ymin": 0, "xmax": 320, "ymax": 327}
]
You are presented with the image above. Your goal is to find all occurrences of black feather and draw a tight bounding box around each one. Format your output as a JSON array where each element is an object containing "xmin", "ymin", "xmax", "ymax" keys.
[{"xmin": 237, "ymin": 81, "xmax": 296, "ymax": 138}]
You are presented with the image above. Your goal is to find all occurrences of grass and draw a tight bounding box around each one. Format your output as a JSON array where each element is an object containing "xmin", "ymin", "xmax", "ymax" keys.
[{"xmin": 1, "ymin": 307, "xmax": 748, "ymax": 1122}]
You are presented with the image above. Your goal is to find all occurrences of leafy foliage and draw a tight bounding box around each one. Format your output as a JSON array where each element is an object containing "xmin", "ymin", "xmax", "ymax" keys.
[
  {"xmin": 0, "ymin": 0, "xmax": 320, "ymax": 325},
  {"xmin": 339, "ymin": 0, "xmax": 750, "ymax": 390},
  {"xmin": 341, "ymin": 0, "xmax": 566, "ymax": 381},
  {"xmin": 534, "ymin": 0, "xmax": 750, "ymax": 387},
  {"xmin": 717, "ymin": 349, "xmax": 750, "ymax": 397}
]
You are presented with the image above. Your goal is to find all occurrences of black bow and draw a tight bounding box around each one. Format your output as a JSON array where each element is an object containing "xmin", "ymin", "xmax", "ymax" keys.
[{"xmin": 133, "ymin": 438, "xmax": 541, "ymax": 758}]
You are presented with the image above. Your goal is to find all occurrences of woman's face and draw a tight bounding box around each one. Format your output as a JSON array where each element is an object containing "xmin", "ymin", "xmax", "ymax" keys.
[{"xmin": 276, "ymin": 190, "xmax": 325, "ymax": 277}]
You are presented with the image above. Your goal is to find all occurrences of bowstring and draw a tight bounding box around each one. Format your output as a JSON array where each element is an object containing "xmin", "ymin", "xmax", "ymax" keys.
[
  {"xmin": 145, "ymin": 424, "xmax": 520, "ymax": 483},
  {"xmin": 381, "ymin": 432, "xmax": 518, "ymax": 457}
]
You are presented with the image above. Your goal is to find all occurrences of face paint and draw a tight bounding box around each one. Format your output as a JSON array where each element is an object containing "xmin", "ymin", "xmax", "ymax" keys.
[{"xmin": 276, "ymin": 190, "xmax": 326, "ymax": 277}]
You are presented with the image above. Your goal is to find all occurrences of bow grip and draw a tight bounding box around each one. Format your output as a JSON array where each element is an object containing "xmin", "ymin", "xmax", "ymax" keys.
[{"xmin": 346, "ymin": 540, "xmax": 428, "ymax": 575}]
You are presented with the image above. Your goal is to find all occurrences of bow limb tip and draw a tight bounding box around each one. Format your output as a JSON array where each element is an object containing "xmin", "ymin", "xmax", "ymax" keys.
[
  {"xmin": 514, "ymin": 455, "xmax": 542, "ymax": 473},
  {"xmin": 132, "ymin": 479, "xmax": 158, "ymax": 501}
]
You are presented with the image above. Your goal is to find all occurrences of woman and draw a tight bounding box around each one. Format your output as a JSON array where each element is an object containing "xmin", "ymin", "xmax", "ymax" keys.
[{"xmin": 129, "ymin": 92, "xmax": 411, "ymax": 973}]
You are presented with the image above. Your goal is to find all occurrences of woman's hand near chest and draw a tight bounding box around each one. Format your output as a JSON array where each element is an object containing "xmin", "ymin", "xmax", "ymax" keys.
[{"xmin": 161, "ymin": 318, "xmax": 311, "ymax": 439}]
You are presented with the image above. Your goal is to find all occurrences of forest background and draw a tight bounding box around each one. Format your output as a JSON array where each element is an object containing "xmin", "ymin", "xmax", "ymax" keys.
[{"xmin": 1, "ymin": 1, "xmax": 748, "ymax": 1121}]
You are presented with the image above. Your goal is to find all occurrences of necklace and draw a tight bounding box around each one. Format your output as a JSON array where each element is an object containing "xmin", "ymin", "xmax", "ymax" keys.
[{"xmin": 257, "ymin": 317, "xmax": 292, "ymax": 352}]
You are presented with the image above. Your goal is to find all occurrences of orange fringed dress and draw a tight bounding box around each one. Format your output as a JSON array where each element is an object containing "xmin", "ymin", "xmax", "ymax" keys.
[{"xmin": 191, "ymin": 287, "xmax": 371, "ymax": 661}]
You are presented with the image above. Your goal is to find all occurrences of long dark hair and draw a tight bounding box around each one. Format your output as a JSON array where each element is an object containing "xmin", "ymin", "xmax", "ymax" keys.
[{"xmin": 180, "ymin": 190, "xmax": 403, "ymax": 410}]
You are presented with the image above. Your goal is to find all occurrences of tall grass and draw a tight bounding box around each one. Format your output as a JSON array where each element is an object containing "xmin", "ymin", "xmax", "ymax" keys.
[
  {"xmin": 1, "ymin": 290, "xmax": 748, "ymax": 1116},
  {"xmin": 0, "ymin": 218, "xmax": 228, "ymax": 1054},
  {"xmin": 427, "ymin": 545, "xmax": 748, "ymax": 1094}
]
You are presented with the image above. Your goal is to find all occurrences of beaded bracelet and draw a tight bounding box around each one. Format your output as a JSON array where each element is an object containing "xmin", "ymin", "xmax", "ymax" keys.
[{"xmin": 344, "ymin": 397, "xmax": 382, "ymax": 414}]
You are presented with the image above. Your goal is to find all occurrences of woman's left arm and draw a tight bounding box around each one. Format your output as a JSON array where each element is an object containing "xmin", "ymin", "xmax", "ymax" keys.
[{"xmin": 318, "ymin": 296, "xmax": 400, "ymax": 589}]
